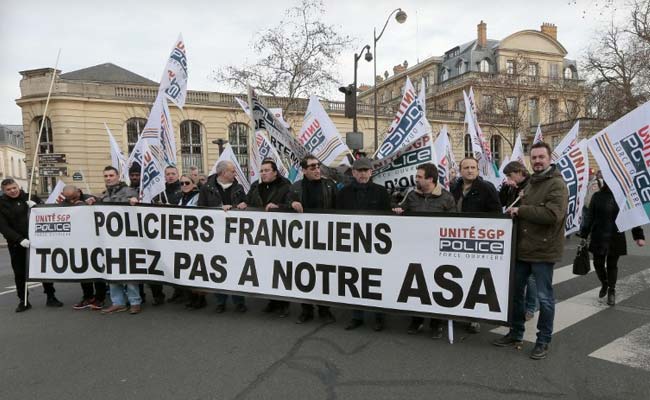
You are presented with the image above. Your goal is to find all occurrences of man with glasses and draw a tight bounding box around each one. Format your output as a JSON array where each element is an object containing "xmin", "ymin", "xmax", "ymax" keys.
[{"xmin": 288, "ymin": 155, "xmax": 337, "ymax": 324}]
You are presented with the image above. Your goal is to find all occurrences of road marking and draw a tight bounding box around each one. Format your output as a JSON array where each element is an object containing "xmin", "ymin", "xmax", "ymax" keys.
[
  {"xmin": 492, "ymin": 267, "xmax": 650, "ymax": 342},
  {"xmin": 0, "ymin": 283, "xmax": 42, "ymax": 296},
  {"xmin": 552, "ymin": 261, "xmax": 594, "ymax": 285},
  {"xmin": 589, "ymin": 323, "xmax": 650, "ymax": 372}
]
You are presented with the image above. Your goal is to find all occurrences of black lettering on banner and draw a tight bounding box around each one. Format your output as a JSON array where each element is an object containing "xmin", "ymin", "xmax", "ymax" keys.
[
  {"xmin": 91, "ymin": 248, "xmax": 105, "ymax": 273},
  {"xmin": 272, "ymin": 260, "xmax": 292, "ymax": 289},
  {"xmin": 144, "ymin": 213, "xmax": 159, "ymax": 238},
  {"xmin": 353, "ymin": 224, "xmax": 372, "ymax": 253},
  {"xmin": 200, "ymin": 216, "xmax": 214, "ymax": 242},
  {"xmin": 209, "ymin": 255, "xmax": 227, "ymax": 283},
  {"xmin": 168, "ymin": 214, "xmax": 183, "ymax": 241},
  {"xmin": 239, "ymin": 218, "xmax": 255, "ymax": 244},
  {"xmin": 316, "ymin": 263, "xmax": 335, "ymax": 295},
  {"xmin": 336, "ymin": 222, "xmax": 351, "ymax": 252},
  {"xmin": 184, "ymin": 215, "xmax": 199, "ymax": 241},
  {"xmin": 124, "ymin": 213, "xmax": 138, "ymax": 237},
  {"xmin": 70, "ymin": 248, "xmax": 89, "ymax": 273},
  {"xmin": 105, "ymin": 248, "xmax": 127, "ymax": 274},
  {"xmin": 52, "ymin": 248, "xmax": 68, "ymax": 273},
  {"xmin": 94, "ymin": 212, "xmax": 105, "ymax": 236},
  {"xmin": 256, "ymin": 219, "xmax": 270, "ymax": 246},
  {"xmin": 288, "ymin": 220, "xmax": 303, "ymax": 248},
  {"xmin": 397, "ymin": 263, "xmax": 431, "ymax": 305},
  {"xmin": 313, "ymin": 222, "xmax": 327, "ymax": 250},
  {"xmin": 374, "ymin": 223, "xmax": 392, "ymax": 254},
  {"xmin": 239, "ymin": 251, "xmax": 259, "ymax": 286},
  {"xmin": 362, "ymin": 267, "xmax": 382, "ymax": 300},
  {"xmin": 147, "ymin": 250, "xmax": 163, "ymax": 276},
  {"xmin": 174, "ymin": 252, "xmax": 192, "ymax": 278},
  {"xmin": 295, "ymin": 262, "xmax": 316, "ymax": 292},
  {"xmin": 189, "ymin": 254, "xmax": 209, "ymax": 282},
  {"xmin": 106, "ymin": 212, "xmax": 123, "ymax": 237},
  {"xmin": 36, "ymin": 248, "xmax": 51, "ymax": 273},
  {"xmin": 271, "ymin": 219, "xmax": 287, "ymax": 247},
  {"xmin": 337, "ymin": 266, "xmax": 360, "ymax": 298},
  {"xmin": 463, "ymin": 267, "xmax": 500, "ymax": 312},
  {"xmin": 224, "ymin": 217, "xmax": 237, "ymax": 243},
  {"xmin": 129, "ymin": 248, "xmax": 148, "ymax": 275},
  {"xmin": 433, "ymin": 265, "xmax": 463, "ymax": 308}
]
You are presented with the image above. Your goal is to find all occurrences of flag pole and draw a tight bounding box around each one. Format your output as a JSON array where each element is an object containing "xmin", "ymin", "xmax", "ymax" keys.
[
  {"xmin": 25, "ymin": 49, "xmax": 61, "ymax": 307},
  {"xmin": 246, "ymin": 85, "xmax": 255, "ymax": 183}
]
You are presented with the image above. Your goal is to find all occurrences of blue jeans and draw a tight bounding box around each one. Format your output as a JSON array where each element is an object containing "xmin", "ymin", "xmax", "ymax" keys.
[
  {"xmin": 109, "ymin": 283, "xmax": 141, "ymax": 306},
  {"xmin": 509, "ymin": 260, "xmax": 555, "ymax": 345},
  {"xmin": 215, "ymin": 294, "xmax": 245, "ymax": 306},
  {"xmin": 525, "ymin": 275, "xmax": 539, "ymax": 314}
]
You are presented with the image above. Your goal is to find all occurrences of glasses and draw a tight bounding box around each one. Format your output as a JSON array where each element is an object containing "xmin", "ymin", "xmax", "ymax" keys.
[
  {"xmin": 180, "ymin": 181, "xmax": 193, "ymax": 186},
  {"xmin": 305, "ymin": 163, "xmax": 321, "ymax": 170}
]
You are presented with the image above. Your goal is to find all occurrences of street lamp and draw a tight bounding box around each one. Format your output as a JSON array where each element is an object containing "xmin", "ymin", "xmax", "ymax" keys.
[
  {"xmin": 211, "ymin": 138, "xmax": 228, "ymax": 155},
  {"xmin": 373, "ymin": 8, "xmax": 407, "ymax": 151},
  {"xmin": 343, "ymin": 44, "xmax": 373, "ymax": 133}
]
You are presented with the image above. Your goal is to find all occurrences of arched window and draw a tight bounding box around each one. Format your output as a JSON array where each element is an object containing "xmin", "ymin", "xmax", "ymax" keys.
[
  {"xmin": 464, "ymin": 134, "xmax": 473, "ymax": 158},
  {"xmin": 490, "ymin": 135, "xmax": 502, "ymax": 165},
  {"xmin": 34, "ymin": 116, "xmax": 57, "ymax": 193},
  {"xmin": 457, "ymin": 61, "xmax": 466, "ymax": 75},
  {"xmin": 126, "ymin": 118, "xmax": 147, "ymax": 153},
  {"xmin": 479, "ymin": 59, "xmax": 490, "ymax": 73},
  {"xmin": 564, "ymin": 67, "xmax": 575, "ymax": 79},
  {"xmin": 180, "ymin": 120, "xmax": 203, "ymax": 171},
  {"xmin": 441, "ymin": 68, "xmax": 449, "ymax": 82},
  {"xmin": 228, "ymin": 123, "xmax": 250, "ymax": 175}
]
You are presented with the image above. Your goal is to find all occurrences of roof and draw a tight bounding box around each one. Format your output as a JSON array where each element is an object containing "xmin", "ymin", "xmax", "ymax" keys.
[{"xmin": 59, "ymin": 63, "xmax": 158, "ymax": 85}]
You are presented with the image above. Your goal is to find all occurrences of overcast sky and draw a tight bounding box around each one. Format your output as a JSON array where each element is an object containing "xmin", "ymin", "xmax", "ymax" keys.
[{"xmin": 0, "ymin": 0, "xmax": 625, "ymax": 124}]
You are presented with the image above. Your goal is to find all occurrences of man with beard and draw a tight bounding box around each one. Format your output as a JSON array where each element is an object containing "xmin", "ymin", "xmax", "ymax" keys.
[
  {"xmin": 128, "ymin": 164, "xmax": 141, "ymax": 189},
  {"xmin": 493, "ymin": 142, "xmax": 568, "ymax": 360}
]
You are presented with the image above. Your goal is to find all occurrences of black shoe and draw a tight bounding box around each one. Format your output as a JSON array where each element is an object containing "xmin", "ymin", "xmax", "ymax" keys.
[
  {"xmin": 15, "ymin": 302, "xmax": 32, "ymax": 313},
  {"xmin": 530, "ymin": 343, "xmax": 549, "ymax": 360},
  {"xmin": 152, "ymin": 295, "xmax": 165, "ymax": 306},
  {"xmin": 467, "ymin": 322, "xmax": 480, "ymax": 334},
  {"xmin": 235, "ymin": 303, "xmax": 247, "ymax": 313},
  {"xmin": 598, "ymin": 284, "xmax": 608, "ymax": 299},
  {"xmin": 46, "ymin": 295, "xmax": 63, "ymax": 307},
  {"xmin": 345, "ymin": 319, "xmax": 363, "ymax": 330},
  {"xmin": 373, "ymin": 318, "xmax": 385, "ymax": 332},
  {"xmin": 607, "ymin": 289, "xmax": 616, "ymax": 306},
  {"xmin": 492, "ymin": 334, "xmax": 523, "ymax": 348},
  {"xmin": 431, "ymin": 325, "xmax": 444, "ymax": 339},
  {"xmin": 319, "ymin": 310, "xmax": 336, "ymax": 324},
  {"xmin": 295, "ymin": 312, "xmax": 313, "ymax": 324},
  {"xmin": 278, "ymin": 305, "xmax": 290, "ymax": 318},
  {"xmin": 215, "ymin": 304, "xmax": 226, "ymax": 313},
  {"xmin": 407, "ymin": 320, "xmax": 422, "ymax": 335}
]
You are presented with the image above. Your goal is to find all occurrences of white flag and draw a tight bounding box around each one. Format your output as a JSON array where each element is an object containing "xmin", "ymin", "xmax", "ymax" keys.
[
  {"xmin": 249, "ymin": 131, "xmax": 290, "ymax": 184},
  {"xmin": 433, "ymin": 126, "xmax": 452, "ymax": 189},
  {"xmin": 510, "ymin": 134, "xmax": 526, "ymax": 166},
  {"xmin": 140, "ymin": 91, "xmax": 177, "ymax": 167},
  {"xmin": 45, "ymin": 180, "xmax": 66, "ymax": 204},
  {"xmin": 372, "ymin": 135, "xmax": 435, "ymax": 191},
  {"xmin": 299, "ymin": 96, "xmax": 351, "ymax": 166},
  {"xmin": 160, "ymin": 34, "xmax": 188, "ymax": 109},
  {"xmin": 235, "ymin": 97, "xmax": 289, "ymax": 129},
  {"xmin": 556, "ymin": 140, "xmax": 590, "ymax": 235},
  {"xmin": 418, "ymin": 77, "xmax": 426, "ymax": 113},
  {"xmin": 209, "ymin": 144, "xmax": 250, "ymax": 193},
  {"xmin": 376, "ymin": 76, "xmax": 432, "ymax": 159},
  {"xmin": 138, "ymin": 140, "xmax": 167, "ymax": 203},
  {"xmin": 464, "ymin": 89, "xmax": 498, "ymax": 184},
  {"xmin": 533, "ymin": 123, "xmax": 544, "ymax": 144},
  {"xmin": 551, "ymin": 121, "xmax": 579, "ymax": 161},
  {"xmin": 105, "ymin": 123, "xmax": 128, "ymax": 182},
  {"xmin": 587, "ymin": 101, "xmax": 650, "ymax": 231}
]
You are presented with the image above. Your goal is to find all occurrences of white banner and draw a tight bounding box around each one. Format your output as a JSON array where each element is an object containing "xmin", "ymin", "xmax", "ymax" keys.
[
  {"xmin": 299, "ymin": 96, "xmax": 351, "ymax": 166},
  {"xmin": 105, "ymin": 123, "xmax": 128, "ymax": 183},
  {"xmin": 249, "ymin": 131, "xmax": 290, "ymax": 184},
  {"xmin": 138, "ymin": 141, "xmax": 166, "ymax": 203},
  {"xmin": 533, "ymin": 123, "xmax": 543, "ymax": 144},
  {"xmin": 556, "ymin": 140, "xmax": 590, "ymax": 235},
  {"xmin": 160, "ymin": 33, "xmax": 188, "ymax": 109},
  {"xmin": 209, "ymin": 144, "xmax": 250, "ymax": 193},
  {"xmin": 45, "ymin": 180, "xmax": 65, "ymax": 204},
  {"xmin": 376, "ymin": 77, "xmax": 432, "ymax": 160},
  {"xmin": 551, "ymin": 121, "xmax": 579, "ymax": 161},
  {"xmin": 464, "ymin": 89, "xmax": 498, "ymax": 185},
  {"xmin": 510, "ymin": 134, "xmax": 526, "ymax": 166},
  {"xmin": 433, "ymin": 126, "xmax": 451, "ymax": 189},
  {"xmin": 28, "ymin": 205, "xmax": 514, "ymax": 324},
  {"xmin": 587, "ymin": 102, "xmax": 650, "ymax": 231},
  {"xmin": 372, "ymin": 135, "xmax": 434, "ymax": 191}
]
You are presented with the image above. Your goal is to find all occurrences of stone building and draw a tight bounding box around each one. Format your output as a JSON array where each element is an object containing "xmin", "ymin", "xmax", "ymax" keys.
[{"xmin": 0, "ymin": 124, "xmax": 28, "ymax": 190}]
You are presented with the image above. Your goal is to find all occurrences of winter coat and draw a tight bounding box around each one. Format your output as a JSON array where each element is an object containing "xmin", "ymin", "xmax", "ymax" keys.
[
  {"xmin": 516, "ymin": 165, "xmax": 569, "ymax": 262},
  {"xmin": 99, "ymin": 182, "xmax": 137, "ymax": 203},
  {"xmin": 400, "ymin": 185, "xmax": 456, "ymax": 213},
  {"xmin": 451, "ymin": 176, "xmax": 501, "ymax": 213},
  {"xmin": 287, "ymin": 178, "xmax": 337, "ymax": 210},
  {"xmin": 156, "ymin": 181, "xmax": 182, "ymax": 205},
  {"xmin": 579, "ymin": 186, "xmax": 645, "ymax": 256},
  {"xmin": 498, "ymin": 176, "xmax": 530, "ymax": 209},
  {"xmin": 246, "ymin": 177, "xmax": 291, "ymax": 208},
  {"xmin": 197, "ymin": 174, "xmax": 246, "ymax": 208},
  {"xmin": 178, "ymin": 188, "xmax": 200, "ymax": 207},
  {"xmin": 336, "ymin": 181, "xmax": 391, "ymax": 211},
  {"xmin": 0, "ymin": 191, "xmax": 43, "ymax": 246}
]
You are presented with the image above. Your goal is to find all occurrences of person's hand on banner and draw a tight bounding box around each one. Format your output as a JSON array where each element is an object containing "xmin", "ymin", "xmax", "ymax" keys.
[
  {"xmin": 636, "ymin": 239, "xmax": 645, "ymax": 247},
  {"xmin": 265, "ymin": 203, "xmax": 279, "ymax": 211},
  {"xmin": 392, "ymin": 207, "xmax": 404, "ymax": 215},
  {"xmin": 20, "ymin": 239, "xmax": 30, "ymax": 248},
  {"xmin": 128, "ymin": 197, "xmax": 139, "ymax": 206},
  {"xmin": 85, "ymin": 197, "xmax": 96, "ymax": 205},
  {"xmin": 26, "ymin": 200, "xmax": 36, "ymax": 208},
  {"xmin": 291, "ymin": 201, "xmax": 303, "ymax": 213},
  {"xmin": 505, "ymin": 207, "xmax": 519, "ymax": 217},
  {"xmin": 222, "ymin": 205, "xmax": 232, "ymax": 211},
  {"xmin": 236, "ymin": 202, "xmax": 247, "ymax": 210}
]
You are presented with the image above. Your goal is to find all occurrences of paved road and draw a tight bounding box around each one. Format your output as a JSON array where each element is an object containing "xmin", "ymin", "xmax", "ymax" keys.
[{"xmin": 1, "ymin": 233, "xmax": 649, "ymax": 400}]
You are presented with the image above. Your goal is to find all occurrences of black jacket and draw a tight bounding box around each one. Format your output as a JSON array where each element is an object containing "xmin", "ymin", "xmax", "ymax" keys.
[
  {"xmin": 498, "ymin": 176, "xmax": 530, "ymax": 208},
  {"xmin": 579, "ymin": 186, "xmax": 645, "ymax": 256},
  {"xmin": 287, "ymin": 178, "xmax": 337, "ymax": 210},
  {"xmin": 247, "ymin": 177, "xmax": 291, "ymax": 208},
  {"xmin": 451, "ymin": 176, "xmax": 501, "ymax": 213},
  {"xmin": 197, "ymin": 174, "xmax": 246, "ymax": 208},
  {"xmin": 155, "ymin": 180, "xmax": 182, "ymax": 205},
  {"xmin": 0, "ymin": 191, "xmax": 43, "ymax": 246},
  {"xmin": 336, "ymin": 181, "xmax": 391, "ymax": 211}
]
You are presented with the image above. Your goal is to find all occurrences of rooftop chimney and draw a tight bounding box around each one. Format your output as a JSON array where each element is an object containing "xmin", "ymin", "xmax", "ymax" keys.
[
  {"xmin": 477, "ymin": 21, "xmax": 487, "ymax": 48},
  {"xmin": 541, "ymin": 22, "xmax": 557, "ymax": 40}
]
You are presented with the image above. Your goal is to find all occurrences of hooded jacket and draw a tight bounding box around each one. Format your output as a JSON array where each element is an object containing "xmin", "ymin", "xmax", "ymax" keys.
[{"xmin": 0, "ymin": 191, "xmax": 43, "ymax": 246}]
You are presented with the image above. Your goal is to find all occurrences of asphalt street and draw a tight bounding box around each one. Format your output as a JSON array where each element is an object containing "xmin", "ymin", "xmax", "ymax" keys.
[{"xmin": 1, "ymin": 232, "xmax": 649, "ymax": 400}]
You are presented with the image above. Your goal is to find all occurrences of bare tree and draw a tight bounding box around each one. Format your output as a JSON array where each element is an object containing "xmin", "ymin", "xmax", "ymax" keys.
[{"xmin": 212, "ymin": 0, "xmax": 353, "ymax": 114}]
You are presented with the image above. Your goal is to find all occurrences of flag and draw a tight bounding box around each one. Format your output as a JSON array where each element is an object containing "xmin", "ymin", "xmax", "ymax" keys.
[
  {"xmin": 105, "ymin": 123, "xmax": 128, "ymax": 182},
  {"xmin": 446, "ymin": 129, "xmax": 458, "ymax": 175},
  {"xmin": 510, "ymin": 133, "xmax": 526, "ymax": 166},
  {"xmin": 587, "ymin": 101, "xmax": 650, "ymax": 231},
  {"xmin": 551, "ymin": 121, "xmax": 579, "ymax": 161},
  {"xmin": 418, "ymin": 77, "xmax": 426, "ymax": 112},
  {"xmin": 249, "ymin": 131, "xmax": 290, "ymax": 183},
  {"xmin": 160, "ymin": 33, "xmax": 188, "ymax": 109},
  {"xmin": 209, "ymin": 144, "xmax": 250, "ymax": 193},
  {"xmin": 138, "ymin": 140, "xmax": 166, "ymax": 203},
  {"xmin": 235, "ymin": 97, "xmax": 289, "ymax": 129},
  {"xmin": 463, "ymin": 89, "xmax": 498, "ymax": 184},
  {"xmin": 46, "ymin": 180, "xmax": 65, "ymax": 204},
  {"xmin": 235, "ymin": 97, "xmax": 251, "ymax": 117},
  {"xmin": 140, "ymin": 91, "xmax": 177, "ymax": 167},
  {"xmin": 376, "ymin": 76, "xmax": 432, "ymax": 159},
  {"xmin": 299, "ymin": 96, "xmax": 351, "ymax": 166},
  {"xmin": 533, "ymin": 123, "xmax": 544, "ymax": 144},
  {"xmin": 372, "ymin": 135, "xmax": 435, "ymax": 191},
  {"xmin": 433, "ymin": 126, "xmax": 451, "ymax": 189},
  {"xmin": 248, "ymin": 86, "xmax": 306, "ymax": 181},
  {"xmin": 556, "ymin": 140, "xmax": 590, "ymax": 235}
]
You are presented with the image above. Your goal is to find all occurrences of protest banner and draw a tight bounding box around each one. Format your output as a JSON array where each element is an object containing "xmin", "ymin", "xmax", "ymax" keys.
[
  {"xmin": 372, "ymin": 135, "xmax": 434, "ymax": 191},
  {"xmin": 299, "ymin": 96, "xmax": 351, "ymax": 166},
  {"xmin": 209, "ymin": 144, "xmax": 250, "ymax": 193},
  {"xmin": 28, "ymin": 205, "xmax": 515, "ymax": 324},
  {"xmin": 551, "ymin": 121, "xmax": 579, "ymax": 161},
  {"xmin": 159, "ymin": 34, "xmax": 188, "ymax": 109},
  {"xmin": 556, "ymin": 140, "xmax": 590, "ymax": 235}
]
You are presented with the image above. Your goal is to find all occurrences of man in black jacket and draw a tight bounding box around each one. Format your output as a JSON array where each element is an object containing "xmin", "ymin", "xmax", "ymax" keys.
[
  {"xmin": 450, "ymin": 157, "xmax": 501, "ymax": 334},
  {"xmin": 288, "ymin": 155, "xmax": 337, "ymax": 324},
  {"xmin": 337, "ymin": 157, "xmax": 391, "ymax": 331},
  {"xmin": 0, "ymin": 178, "xmax": 63, "ymax": 312}
]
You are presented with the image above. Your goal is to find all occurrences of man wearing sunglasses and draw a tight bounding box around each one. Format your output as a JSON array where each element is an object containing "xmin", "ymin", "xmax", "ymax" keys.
[{"xmin": 287, "ymin": 155, "xmax": 337, "ymax": 324}]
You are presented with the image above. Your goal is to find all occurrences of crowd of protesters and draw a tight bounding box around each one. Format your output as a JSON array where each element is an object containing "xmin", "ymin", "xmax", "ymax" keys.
[{"xmin": 0, "ymin": 141, "xmax": 645, "ymax": 360}]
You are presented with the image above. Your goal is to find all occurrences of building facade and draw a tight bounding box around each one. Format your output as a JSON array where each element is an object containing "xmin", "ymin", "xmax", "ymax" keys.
[{"xmin": 0, "ymin": 124, "xmax": 28, "ymax": 190}]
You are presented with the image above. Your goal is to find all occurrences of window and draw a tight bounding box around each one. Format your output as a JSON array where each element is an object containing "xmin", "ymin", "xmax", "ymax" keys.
[
  {"xmin": 456, "ymin": 99, "xmax": 465, "ymax": 112},
  {"xmin": 457, "ymin": 61, "xmax": 466, "ymax": 75},
  {"xmin": 528, "ymin": 63, "xmax": 538, "ymax": 76},
  {"xmin": 506, "ymin": 97, "xmax": 517, "ymax": 112},
  {"xmin": 567, "ymin": 100, "xmax": 577, "ymax": 118},
  {"xmin": 549, "ymin": 99, "xmax": 559, "ymax": 123},
  {"xmin": 528, "ymin": 98, "xmax": 539, "ymax": 126},
  {"xmin": 506, "ymin": 60, "xmax": 515, "ymax": 75},
  {"xmin": 126, "ymin": 118, "xmax": 147, "ymax": 153},
  {"xmin": 564, "ymin": 67, "xmax": 575, "ymax": 79},
  {"xmin": 180, "ymin": 120, "xmax": 203, "ymax": 171},
  {"xmin": 549, "ymin": 63, "xmax": 559, "ymax": 78},
  {"xmin": 479, "ymin": 59, "xmax": 490, "ymax": 73},
  {"xmin": 464, "ymin": 134, "xmax": 473, "ymax": 158},
  {"xmin": 228, "ymin": 123, "xmax": 250, "ymax": 175},
  {"xmin": 441, "ymin": 68, "xmax": 449, "ymax": 81},
  {"xmin": 34, "ymin": 116, "xmax": 56, "ymax": 193},
  {"xmin": 423, "ymin": 73, "xmax": 430, "ymax": 88},
  {"xmin": 490, "ymin": 135, "xmax": 502, "ymax": 165},
  {"xmin": 482, "ymin": 95, "xmax": 493, "ymax": 113}
]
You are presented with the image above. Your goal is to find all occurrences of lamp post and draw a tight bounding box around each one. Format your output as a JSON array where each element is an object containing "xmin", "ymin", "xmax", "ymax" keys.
[
  {"xmin": 373, "ymin": 8, "xmax": 407, "ymax": 151},
  {"xmin": 211, "ymin": 138, "xmax": 228, "ymax": 155},
  {"xmin": 353, "ymin": 44, "xmax": 373, "ymax": 132}
]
